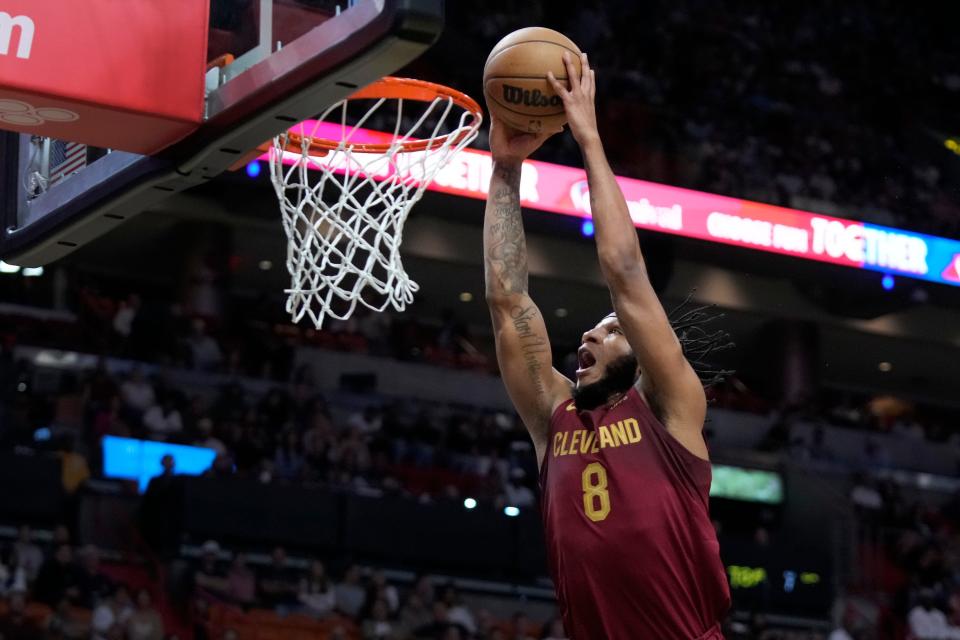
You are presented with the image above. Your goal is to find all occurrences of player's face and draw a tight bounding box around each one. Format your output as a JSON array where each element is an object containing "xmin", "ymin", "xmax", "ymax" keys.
[{"xmin": 576, "ymin": 315, "xmax": 635, "ymax": 386}]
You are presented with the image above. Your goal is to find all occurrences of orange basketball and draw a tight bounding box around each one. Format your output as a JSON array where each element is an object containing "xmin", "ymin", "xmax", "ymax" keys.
[{"xmin": 483, "ymin": 27, "xmax": 582, "ymax": 134}]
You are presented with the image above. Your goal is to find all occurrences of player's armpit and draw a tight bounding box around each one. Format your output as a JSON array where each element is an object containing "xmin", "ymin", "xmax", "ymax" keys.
[
  {"xmin": 605, "ymin": 265, "xmax": 707, "ymax": 434},
  {"xmin": 488, "ymin": 294, "xmax": 572, "ymax": 464}
]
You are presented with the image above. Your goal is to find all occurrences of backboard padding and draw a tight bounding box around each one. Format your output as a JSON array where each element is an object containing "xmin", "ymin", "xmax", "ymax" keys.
[{"xmin": 1, "ymin": 0, "xmax": 444, "ymax": 266}]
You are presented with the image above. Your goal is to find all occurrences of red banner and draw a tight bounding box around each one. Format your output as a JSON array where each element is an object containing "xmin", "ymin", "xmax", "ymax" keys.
[
  {"xmin": 267, "ymin": 122, "xmax": 952, "ymax": 286},
  {"xmin": 0, "ymin": 0, "xmax": 208, "ymax": 154}
]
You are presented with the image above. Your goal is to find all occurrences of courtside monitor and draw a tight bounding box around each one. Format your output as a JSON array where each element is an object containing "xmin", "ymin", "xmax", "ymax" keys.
[{"xmin": 102, "ymin": 435, "xmax": 217, "ymax": 492}]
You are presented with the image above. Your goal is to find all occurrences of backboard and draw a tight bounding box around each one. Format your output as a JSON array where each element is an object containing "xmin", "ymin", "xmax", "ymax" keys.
[{"xmin": 0, "ymin": 0, "xmax": 444, "ymax": 266}]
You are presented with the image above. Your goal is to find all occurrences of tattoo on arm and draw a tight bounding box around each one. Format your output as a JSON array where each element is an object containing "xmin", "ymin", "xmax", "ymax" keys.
[
  {"xmin": 485, "ymin": 164, "xmax": 556, "ymax": 408},
  {"xmin": 485, "ymin": 163, "xmax": 528, "ymax": 296},
  {"xmin": 511, "ymin": 304, "xmax": 549, "ymax": 396}
]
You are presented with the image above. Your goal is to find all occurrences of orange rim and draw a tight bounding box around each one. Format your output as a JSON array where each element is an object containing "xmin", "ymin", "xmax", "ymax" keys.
[
  {"xmin": 207, "ymin": 53, "xmax": 236, "ymax": 71},
  {"xmin": 267, "ymin": 77, "xmax": 483, "ymax": 157}
]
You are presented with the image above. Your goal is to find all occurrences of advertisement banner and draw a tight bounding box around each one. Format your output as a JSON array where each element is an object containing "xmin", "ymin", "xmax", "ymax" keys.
[
  {"xmin": 0, "ymin": 0, "xmax": 208, "ymax": 153},
  {"xmin": 266, "ymin": 122, "xmax": 960, "ymax": 288}
]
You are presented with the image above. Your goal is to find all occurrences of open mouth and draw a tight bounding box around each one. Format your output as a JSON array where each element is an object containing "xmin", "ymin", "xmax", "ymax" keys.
[{"xmin": 576, "ymin": 347, "xmax": 597, "ymax": 375}]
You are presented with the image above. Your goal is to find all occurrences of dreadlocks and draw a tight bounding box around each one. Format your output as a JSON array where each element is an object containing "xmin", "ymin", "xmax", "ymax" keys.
[
  {"xmin": 572, "ymin": 295, "xmax": 734, "ymax": 411},
  {"xmin": 667, "ymin": 292, "xmax": 736, "ymax": 388}
]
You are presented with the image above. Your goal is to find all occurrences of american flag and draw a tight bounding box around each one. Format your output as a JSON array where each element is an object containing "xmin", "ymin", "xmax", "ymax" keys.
[{"xmin": 49, "ymin": 140, "xmax": 87, "ymax": 186}]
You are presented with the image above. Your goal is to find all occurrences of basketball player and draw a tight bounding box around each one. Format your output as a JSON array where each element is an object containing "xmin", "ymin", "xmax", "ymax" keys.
[{"xmin": 482, "ymin": 51, "xmax": 730, "ymax": 639}]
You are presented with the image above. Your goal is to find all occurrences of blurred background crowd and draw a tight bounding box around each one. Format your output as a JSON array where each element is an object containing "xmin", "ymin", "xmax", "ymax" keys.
[{"xmin": 2, "ymin": 1, "xmax": 960, "ymax": 640}]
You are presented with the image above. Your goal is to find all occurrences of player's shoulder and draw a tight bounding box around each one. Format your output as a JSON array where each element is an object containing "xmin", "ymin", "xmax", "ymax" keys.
[{"xmin": 548, "ymin": 394, "xmax": 577, "ymax": 423}]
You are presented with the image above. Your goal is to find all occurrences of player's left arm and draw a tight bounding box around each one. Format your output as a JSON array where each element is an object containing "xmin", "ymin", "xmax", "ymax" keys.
[{"xmin": 549, "ymin": 53, "xmax": 707, "ymax": 453}]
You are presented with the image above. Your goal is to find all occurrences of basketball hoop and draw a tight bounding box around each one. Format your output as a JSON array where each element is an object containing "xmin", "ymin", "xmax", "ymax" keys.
[{"xmin": 266, "ymin": 77, "xmax": 482, "ymax": 329}]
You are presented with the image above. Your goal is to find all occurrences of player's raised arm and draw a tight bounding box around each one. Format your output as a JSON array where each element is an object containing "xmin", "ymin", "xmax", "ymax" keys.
[
  {"xmin": 484, "ymin": 121, "xmax": 572, "ymax": 464},
  {"xmin": 548, "ymin": 53, "xmax": 707, "ymax": 440}
]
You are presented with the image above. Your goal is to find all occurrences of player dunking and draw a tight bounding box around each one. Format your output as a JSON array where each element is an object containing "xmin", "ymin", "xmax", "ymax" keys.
[{"xmin": 483, "ymin": 51, "xmax": 730, "ymax": 639}]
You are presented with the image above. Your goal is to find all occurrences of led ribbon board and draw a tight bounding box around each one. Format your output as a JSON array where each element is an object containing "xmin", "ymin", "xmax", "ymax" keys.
[{"xmin": 265, "ymin": 123, "xmax": 960, "ymax": 287}]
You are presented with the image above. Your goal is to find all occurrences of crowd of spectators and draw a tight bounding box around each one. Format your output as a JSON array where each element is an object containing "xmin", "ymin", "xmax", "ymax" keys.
[
  {"xmin": 418, "ymin": 0, "xmax": 960, "ymax": 238},
  {"xmin": 7, "ymin": 284, "xmax": 960, "ymax": 640},
  {"xmin": 0, "ymin": 525, "xmax": 167, "ymax": 640},
  {"xmin": 187, "ymin": 541, "xmax": 568, "ymax": 640},
  {"xmin": 2, "ymin": 346, "xmax": 543, "ymax": 509},
  {"xmin": 740, "ymin": 384, "xmax": 960, "ymax": 482},
  {"xmin": 63, "ymin": 275, "xmax": 491, "ymax": 381},
  {"xmin": 0, "ymin": 523, "xmax": 573, "ymax": 640},
  {"xmin": 847, "ymin": 474, "xmax": 960, "ymax": 640}
]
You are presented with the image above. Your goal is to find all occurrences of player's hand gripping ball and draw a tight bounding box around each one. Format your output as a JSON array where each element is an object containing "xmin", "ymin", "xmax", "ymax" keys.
[
  {"xmin": 547, "ymin": 51, "xmax": 599, "ymax": 146},
  {"xmin": 483, "ymin": 27, "xmax": 583, "ymax": 134}
]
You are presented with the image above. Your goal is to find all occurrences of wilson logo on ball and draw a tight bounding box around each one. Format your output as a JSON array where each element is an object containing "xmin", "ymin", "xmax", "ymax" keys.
[{"xmin": 501, "ymin": 84, "xmax": 562, "ymax": 108}]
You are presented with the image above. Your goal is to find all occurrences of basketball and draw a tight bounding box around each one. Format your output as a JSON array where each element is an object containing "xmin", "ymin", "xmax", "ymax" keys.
[{"xmin": 483, "ymin": 27, "xmax": 582, "ymax": 133}]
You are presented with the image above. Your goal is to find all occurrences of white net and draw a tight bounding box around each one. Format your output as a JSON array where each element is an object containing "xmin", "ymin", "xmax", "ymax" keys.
[{"xmin": 268, "ymin": 80, "xmax": 481, "ymax": 329}]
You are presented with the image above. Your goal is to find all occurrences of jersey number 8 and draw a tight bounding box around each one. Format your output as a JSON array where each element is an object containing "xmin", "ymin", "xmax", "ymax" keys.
[{"xmin": 581, "ymin": 462, "xmax": 611, "ymax": 522}]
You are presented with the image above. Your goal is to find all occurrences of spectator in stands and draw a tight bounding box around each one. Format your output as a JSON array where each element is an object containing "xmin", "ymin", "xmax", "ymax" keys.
[
  {"xmin": 225, "ymin": 553, "xmax": 256, "ymax": 607},
  {"xmin": 334, "ymin": 564, "xmax": 367, "ymax": 618},
  {"xmin": 348, "ymin": 407, "xmax": 383, "ymax": 436},
  {"xmin": 140, "ymin": 455, "xmax": 183, "ymax": 556},
  {"xmin": 0, "ymin": 590, "xmax": 43, "ymax": 640},
  {"xmin": 893, "ymin": 417, "xmax": 926, "ymax": 441},
  {"xmin": 194, "ymin": 418, "xmax": 227, "ymax": 456},
  {"xmin": 298, "ymin": 559, "xmax": 336, "ymax": 618},
  {"xmin": 331, "ymin": 428, "xmax": 372, "ymax": 480},
  {"xmin": 11, "ymin": 525, "xmax": 44, "ymax": 583},
  {"xmin": 92, "ymin": 584, "xmax": 134, "ymax": 640},
  {"xmin": 186, "ymin": 319, "xmax": 223, "ymax": 372},
  {"xmin": 33, "ymin": 543, "xmax": 82, "ymax": 606},
  {"xmin": 273, "ymin": 430, "xmax": 305, "ymax": 481},
  {"xmin": 143, "ymin": 397, "xmax": 184, "ymax": 441},
  {"xmin": 47, "ymin": 594, "xmax": 89, "ymax": 639},
  {"xmin": 205, "ymin": 452, "xmax": 236, "ymax": 479},
  {"xmin": 194, "ymin": 541, "xmax": 229, "ymax": 600},
  {"xmin": 190, "ymin": 596, "xmax": 212, "ymax": 640},
  {"xmin": 827, "ymin": 620, "xmax": 853, "ymax": 640},
  {"xmin": 256, "ymin": 546, "xmax": 300, "ymax": 611},
  {"xmin": 501, "ymin": 469, "xmax": 535, "ymax": 509},
  {"xmin": 0, "ymin": 547, "xmax": 15, "ymax": 595},
  {"xmin": 75, "ymin": 544, "xmax": 113, "ymax": 608},
  {"xmin": 120, "ymin": 367, "xmax": 155, "ymax": 419},
  {"xmin": 443, "ymin": 625, "xmax": 467, "ymax": 640},
  {"xmin": 302, "ymin": 409, "xmax": 334, "ymax": 467},
  {"xmin": 92, "ymin": 396, "xmax": 129, "ymax": 440},
  {"xmin": 849, "ymin": 473, "xmax": 883, "ymax": 518},
  {"xmin": 510, "ymin": 612, "xmax": 535, "ymax": 640},
  {"xmin": 58, "ymin": 436, "xmax": 91, "ymax": 496},
  {"xmin": 413, "ymin": 574, "xmax": 435, "ymax": 604},
  {"xmin": 50, "ymin": 525, "xmax": 71, "ymax": 549},
  {"xmin": 258, "ymin": 389, "xmax": 291, "ymax": 430},
  {"xmin": 908, "ymin": 588, "xmax": 960, "ymax": 639},
  {"xmin": 413, "ymin": 601, "xmax": 468, "ymax": 639},
  {"xmin": 396, "ymin": 592, "xmax": 432, "ymax": 638},
  {"xmin": 126, "ymin": 588, "xmax": 164, "ymax": 640},
  {"xmin": 542, "ymin": 618, "xmax": 567, "ymax": 640},
  {"xmin": 361, "ymin": 598, "xmax": 394, "ymax": 640},
  {"xmin": 440, "ymin": 584, "xmax": 475, "ymax": 635},
  {"xmin": 85, "ymin": 360, "xmax": 118, "ymax": 411},
  {"xmin": 369, "ymin": 569, "xmax": 399, "ymax": 615},
  {"xmin": 113, "ymin": 294, "xmax": 141, "ymax": 340}
]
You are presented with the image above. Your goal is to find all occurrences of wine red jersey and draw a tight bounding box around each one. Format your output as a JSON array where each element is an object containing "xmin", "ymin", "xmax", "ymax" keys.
[{"xmin": 539, "ymin": 386, "xmax": 730, "ymax": 640}]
